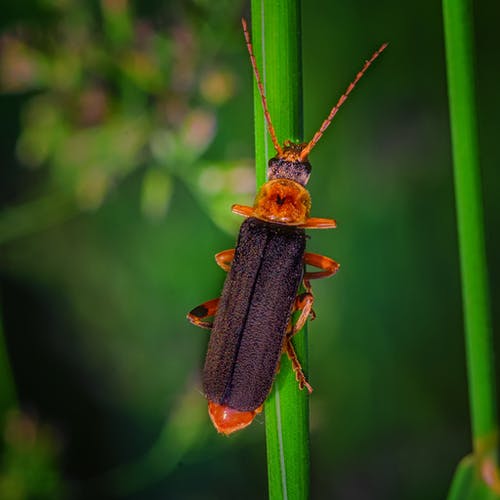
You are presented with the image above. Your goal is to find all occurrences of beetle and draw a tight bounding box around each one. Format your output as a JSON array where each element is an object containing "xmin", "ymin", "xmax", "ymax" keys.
[{"xmin": 187, "ymin": 18, "xmax": 387, "ymax": 435}]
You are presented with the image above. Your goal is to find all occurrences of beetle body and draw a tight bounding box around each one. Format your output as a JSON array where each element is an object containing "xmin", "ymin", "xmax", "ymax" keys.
[
  {"xmin": 204, "ymin": 217, "xmax": 306, "ymax": 433},
  {"xmin": 188, "ymin": 144, "xmax": 340, "ymax": 434}
]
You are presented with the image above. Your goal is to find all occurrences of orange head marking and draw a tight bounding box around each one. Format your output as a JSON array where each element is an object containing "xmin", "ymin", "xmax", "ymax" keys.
[
  {"xmin": 254, "ymin": 178, "xmax": 311, "ymax": 225},
  {"xmin": 280, "ymin": 140, "xmax": 309, "ymax": 162},
  {"xmin": 208, "ymin": 401, "xmax": 262, "ymax": 435}
]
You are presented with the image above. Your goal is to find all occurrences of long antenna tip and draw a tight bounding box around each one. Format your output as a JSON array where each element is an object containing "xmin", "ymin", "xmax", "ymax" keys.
[{"xmin": 299, "ymin": 41, "xmax": 388, "ymax": 161}]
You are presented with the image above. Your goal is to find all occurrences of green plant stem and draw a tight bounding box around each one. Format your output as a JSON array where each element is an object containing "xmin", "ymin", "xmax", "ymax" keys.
[
  {"xmin": 443, "ymin": 0, "xmax": 498, "ymax": 455},
  {"xmin": 249, "ymin": 1, "xmax": 309, "ymax": 499}
]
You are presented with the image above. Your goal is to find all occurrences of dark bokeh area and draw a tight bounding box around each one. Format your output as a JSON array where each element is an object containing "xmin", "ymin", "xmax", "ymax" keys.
[{"xmin": 0, "ymin": 0, "xmax": 498, "ymax": 499}]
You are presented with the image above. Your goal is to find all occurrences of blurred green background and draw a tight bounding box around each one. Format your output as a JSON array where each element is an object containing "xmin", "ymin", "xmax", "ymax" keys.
[{"xmin": 0, "ymin": 0, "xmax": 498, "ymax": 498}]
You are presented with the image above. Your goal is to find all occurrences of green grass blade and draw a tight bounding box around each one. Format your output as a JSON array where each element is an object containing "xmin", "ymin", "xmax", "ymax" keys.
[
  {"xmin": 248, "ymin": 0, "xmax": 309, "ymax": 498},
  {"xmin": 250, "ymin": 0, "xmax": 303, "ymax": 183},
  {"xmin": 443, "ymin": 0, "xmax": 500, "ymax": 496}
]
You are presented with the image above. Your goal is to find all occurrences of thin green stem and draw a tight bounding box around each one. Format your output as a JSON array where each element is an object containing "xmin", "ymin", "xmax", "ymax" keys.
[
  {"xmin": 443, "ymin": 0, "xmax": 498, "ymax": 455},
  {"xmin": 248, "ymin": 1, "xmax": 309, "ymax": 499}
]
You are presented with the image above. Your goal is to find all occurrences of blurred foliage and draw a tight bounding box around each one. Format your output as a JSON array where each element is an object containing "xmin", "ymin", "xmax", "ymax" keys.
[
  {"xmin": 0, "ymin": 0, "xmax": 499, "ymax": 499},
  {"xmin": 0, "ymin": 411, "xmax": 63, "ymax": 499},
  {"xmin": 0, "ymin": 0, "xmax": 253, "ymax": 237}
]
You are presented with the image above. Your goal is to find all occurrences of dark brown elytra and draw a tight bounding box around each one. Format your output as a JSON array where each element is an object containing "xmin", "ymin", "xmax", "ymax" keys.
[
  {"xmin": 187, "ymin": 18, "xmax": 387, "ymax": 434},
  {"xmin": 203, "ymin": 218, "xmax": 306, "ymax": 412}
]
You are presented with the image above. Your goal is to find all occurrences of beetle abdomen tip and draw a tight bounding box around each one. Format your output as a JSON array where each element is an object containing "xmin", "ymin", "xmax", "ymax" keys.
[{"xmin": 208, "ymin": 401, "xmax": 262, "ymax": 435}]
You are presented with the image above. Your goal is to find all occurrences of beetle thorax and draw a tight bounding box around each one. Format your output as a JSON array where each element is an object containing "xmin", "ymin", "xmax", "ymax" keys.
[{"xmin": 253, "ymin": 178, "xmax": 311, "ymax": 225}]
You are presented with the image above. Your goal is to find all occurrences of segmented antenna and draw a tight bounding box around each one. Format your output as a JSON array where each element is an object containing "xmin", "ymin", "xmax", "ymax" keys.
[
  {"xmin": 299, "ymin": 42, "xmax": 388, "ymax": 161},
  {"xmin": 241, "ymin": 18, "xmax": 283, "ymax": 155}
]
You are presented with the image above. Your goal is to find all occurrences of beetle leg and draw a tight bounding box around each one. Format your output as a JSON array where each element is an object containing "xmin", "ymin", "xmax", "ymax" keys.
[
  {"xmin": 291, "ymin": 292, "xmax": 315, "ymax": 334},
  {"xmin": 281, "ymin": 293, "xmax": 315, "ymax": 392},
  {"xmin": 215, "ymin": 249, "xmax": 235, "ymax": 272},
  {"xmin": 187, "ymin": 298, "xmax": 220, "ymax": 330},
  {"xmin": 231, "ymin": 204, "xmax": 254, "ymax": 218},
  {"xmin": 279, "ymin": 255, "xmax": 333, "ymax": 390},
  {"xmin": 304, "ymin": 252, "xmax": 340, "ymax": 280},
  {"xmin": 299, "ymin": 217, "xmax": 337, "ymax": 229},
  {"xmin": 284, "ymin": 338, "xmax": 313, "ymax": 393}
]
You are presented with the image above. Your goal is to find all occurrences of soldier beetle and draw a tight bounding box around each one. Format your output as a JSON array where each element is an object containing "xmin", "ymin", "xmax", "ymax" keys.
[{"xmin": 188, "ymin": 18, "xmax": 387, "ymax": 435}]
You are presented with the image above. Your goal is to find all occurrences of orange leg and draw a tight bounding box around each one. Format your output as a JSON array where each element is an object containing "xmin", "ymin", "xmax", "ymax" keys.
[
  {"xmin": 304, "ymin": 252, "xmax": 340, "ymax": 280},
  {"xmin": 284, "ymin": 337, "xmax": 313, "ymax": 393},
  {"xmin": 231, "ymin": 204, "xmax": 254, "ymax": 218},
  {"xmin": 187, "ymin": 298, "xmax": 220, "ymax": 330},
  {"xmin": 281, "ymin": 292, "xmax": 315, "ymax": 393},
  {"xmin": 188, "ymin": 250, "xmax": 233, "ymax": 328},
  {"xmin": 291, "ymin": 292, "xmax": 315, "ymax": 334},
  {"xmin": 281, "ymin": 252, "xmax": 339, "ymax": 391},
  {"xmin": 299, "ymin": 217, "xmax": 337, "ymax": 229},
  {"xmin": 215, "ymin": 249, "xmax": 235, "ymax": 272}
]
